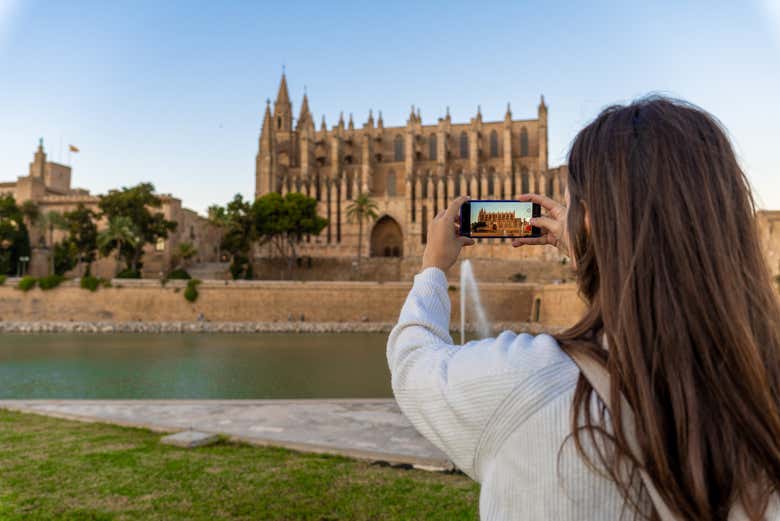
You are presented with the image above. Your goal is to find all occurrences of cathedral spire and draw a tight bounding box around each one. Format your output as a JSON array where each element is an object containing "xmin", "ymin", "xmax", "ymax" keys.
[
  {"xmin": 367, "ymin": 109, "xmax": 374, "ymax": 127},
  {"xmin": 538, "ymin": 94, "xmax": 548, "ymax": 119},
  {"xmin": 348, "ymin": 113, "xmax": 354, "ymax": 130},
  {"xmin": 297, "ymin": 92, "xmax": 311, "ymax": 130},
  {"xmin": 377, "ymin": 110, "xmax": 384, "ymax": 129},
  {"xmin": 505, "ymin": 102, "xmax": 512, "ymax": 120},
  {"xmin": 320, "ymin": 115, "xmax": 327, "ymax": 132},
  {"xmin": 273, "ymin": 72, "xmax": 293, "ymax": 132},
  {"xmin": 338, "ymin": 111, "xmax": 345, "ymax": 130},
  {"xmin": 275, "ymin": 72, "xmax": 291, "ymax": 107}
]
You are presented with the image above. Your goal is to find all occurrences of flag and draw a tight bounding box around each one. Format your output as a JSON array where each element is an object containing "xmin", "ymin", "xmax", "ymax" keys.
[{"xmin": 68, "ymin": 145, "xmax": 80, "ymax": 153}]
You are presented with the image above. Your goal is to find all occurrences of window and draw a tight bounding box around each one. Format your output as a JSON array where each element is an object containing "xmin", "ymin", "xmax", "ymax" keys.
[
  {"xmin": 520, "ymin": 127, "xmax": 529, "ymax": 156},
  {"xmin": 277, "ymin": 116, "xmax": 282, "ymax": 129},
  {"xmin": 155, "ymin": 238, "xmax": 165, "ymax": 252},
  {"xmin": 521, "ymin": 168, "xmax": 529, "ymax": 193},
  {"xmin": 459, "ymin": 132, "xmax": 469, "ymax": 159},
  {"xmin": 547, "ymin": 176, "xmax": 555, "ymax": 197},
  {"xmin": 394, "ymin": 135, "xmax": 404, "ymax": 161},
  {"xmin": 386, "ymin": 170, "xmax": 397, "ymax": 196},
  {"xmin": 454, "ymin": 172, "xmax": 461, "ymax": 197},
  {"xmin": 490, "ymin": 130, "xmax": 499, "ymax": 157},
  {"xmin": 429, "ymin": 134, "xmax": 437, "ymax": 161},
  {"xmin": 487, "ymin": 172, "xmax": 495, "ymax": 196}
]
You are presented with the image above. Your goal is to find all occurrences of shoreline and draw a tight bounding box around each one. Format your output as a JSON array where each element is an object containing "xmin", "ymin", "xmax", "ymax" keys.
[{"xmin": 0, "ymin": 321, "xmax": 562, "ymax": 335}]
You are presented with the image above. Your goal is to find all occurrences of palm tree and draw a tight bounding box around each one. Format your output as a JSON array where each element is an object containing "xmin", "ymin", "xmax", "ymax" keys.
[
  {"xmin": 174, "ymin": 241, "xmax": 197, "ymax": 269},
  {"xmin": 97, "ymin": 216, "xmax": 139, "ymax": 277},
  {"xmin": 207, "ymin": 204, "xmax": 229, "ymax": 262},
  {"xmin": 346, "ymin": 192, "xmax": 379, "ymax": 266}
]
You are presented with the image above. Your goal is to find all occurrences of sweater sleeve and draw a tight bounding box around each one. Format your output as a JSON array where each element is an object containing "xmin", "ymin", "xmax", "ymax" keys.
[{"xmin": 387, "ymin": 267, "xmax": 573, "ymax": 480}]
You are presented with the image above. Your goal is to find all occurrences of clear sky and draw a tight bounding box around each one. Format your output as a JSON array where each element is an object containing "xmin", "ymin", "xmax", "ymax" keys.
[
  {"xmin": 1, "ymin": 1, "xmax": 778, "ymax": 214},
  {"xmin": 471, "ymin": 202, "xmax": 532, "ymax": 222}
]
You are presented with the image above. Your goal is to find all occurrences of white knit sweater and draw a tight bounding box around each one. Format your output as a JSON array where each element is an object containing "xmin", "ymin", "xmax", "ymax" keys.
[{"xmin": 387, "ymin": 267, "xmax": 631, "ymax": 520}]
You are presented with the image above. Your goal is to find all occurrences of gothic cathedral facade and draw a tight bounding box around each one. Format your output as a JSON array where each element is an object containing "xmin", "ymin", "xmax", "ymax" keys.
[{"xmin": 255, "ymin": 74, "xmax": 567, "ymax": 261}]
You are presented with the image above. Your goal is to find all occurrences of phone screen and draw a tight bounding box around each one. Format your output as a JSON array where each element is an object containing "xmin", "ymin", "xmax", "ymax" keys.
[{"xmin": 460, "ymin": 200, "xmax": 541, "ymax": 238}]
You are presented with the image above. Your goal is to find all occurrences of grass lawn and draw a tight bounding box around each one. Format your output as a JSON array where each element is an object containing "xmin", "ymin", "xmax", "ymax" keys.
[{"xmin": 0, "ymin": 409, "xmax": 479, "ymax": 520}]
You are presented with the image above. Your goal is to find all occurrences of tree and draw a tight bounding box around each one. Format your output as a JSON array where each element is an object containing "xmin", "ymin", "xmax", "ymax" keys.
[
  {"xmin": 97, "ymin": 216, "xmax": 140, "ymax": 277},
  {"xmin": 61, "ymin": 204, "xmax": 98, "ymax": 275},
  {"xmin": 346, "ymin": 192, "xmax": 379, "ymax": 266},
  {"xmin": 173, "ymin": 241, "xmax": 197, "ymax": 270},
  {"xmin": 98, "ymin": 183, "xmax": 177, "ymax": 274},
  {"xmin": 254, "ymin": 192, "xmax": 327, "ymax": 279},
  {"xmin": 207, "ymin": 204, "xmax": 230, "ymax": 262},
  {"xmin": 0, "ymin": 195, "xmax": 31, "ymax": 275},
  {"xmin": 213, "ymin": 195, "xmax": 256, "ymax": 279}
]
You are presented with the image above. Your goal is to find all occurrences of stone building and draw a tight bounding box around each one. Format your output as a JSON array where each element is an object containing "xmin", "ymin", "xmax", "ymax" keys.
[
  {"xmin": 0, "ymin": 140, "xmax": 221, "ymax": 278},
  {"xmin": 255, "ymin": 74, "xmax": 568, "ymax": 263},
  {"xmin": 757, "ymin": 210, "xmax": 780, "ymax": 285}
]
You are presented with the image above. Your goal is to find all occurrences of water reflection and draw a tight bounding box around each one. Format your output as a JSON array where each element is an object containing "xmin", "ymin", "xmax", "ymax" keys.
[{"xmin": 0, "ymin": 333, "xmax": 394, "ymax": 399}]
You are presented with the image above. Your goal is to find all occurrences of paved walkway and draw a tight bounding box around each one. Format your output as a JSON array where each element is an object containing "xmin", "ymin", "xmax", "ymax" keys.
[{"xmin": 0, "ymin": 400, "xmax": 453, "ymax": 471}]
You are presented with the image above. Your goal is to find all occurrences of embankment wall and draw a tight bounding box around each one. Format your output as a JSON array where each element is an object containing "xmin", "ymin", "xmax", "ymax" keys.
[{"xmin": 0, "ymin": 279, "xmax": 586, "ymax": 328}]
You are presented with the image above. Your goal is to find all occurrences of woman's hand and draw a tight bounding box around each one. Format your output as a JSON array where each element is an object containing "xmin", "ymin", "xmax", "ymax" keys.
[
  {"xmin": 421, "ymin": 196, "xmax": 475, "ymax": 272},
  {"xmin": 511, "ymin": 193, "xmax": 570, "ymax": 257}
]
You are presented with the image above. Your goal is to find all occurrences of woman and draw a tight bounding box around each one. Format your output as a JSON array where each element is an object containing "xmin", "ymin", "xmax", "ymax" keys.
[{"xmin": 387, "ymin": 96, "xmax": 780, "ymax": 520}]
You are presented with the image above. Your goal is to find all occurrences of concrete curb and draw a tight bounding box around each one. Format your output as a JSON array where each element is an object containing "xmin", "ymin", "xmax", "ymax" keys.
[{"xmin": 0, "ymin": 400, "xmax": 456, "ymax": 472}]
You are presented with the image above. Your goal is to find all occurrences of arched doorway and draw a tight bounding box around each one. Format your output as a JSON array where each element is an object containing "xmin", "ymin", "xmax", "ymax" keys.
[{"xmin": 370, "ymin": 216, "xmax": 403, "ymax": 257}]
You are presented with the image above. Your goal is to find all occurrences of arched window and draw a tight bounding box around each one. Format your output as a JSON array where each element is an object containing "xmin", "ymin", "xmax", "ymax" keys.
[
  {"xmin": 421, "ymin": 173, "xmax": 429, "ymax": 199},
  {"xmin": 429, "ymin": 134, "xmax": 437, "ymax": 161},
  {"xmin": 546, "ymin": 176, "xmax": 554, "ymax": 198},
  {"xmin": 490, "ymin": 130, "xmax": 499, "ymax": 157},
  {"xmin": 521, "ymin": 167, "xmax": 530, "ymax": 193},
  {"xmin": 459, "ymin": 132, "xmax": 469, "ymax": 159},
  {"xmin": 454, "ymin": 172, "xmax": 461, "ymax": 197},
  {"xmin": 394, "ymin": 135, "xmax": 404, "ymax": 161},
  {"xmin": 487, "ymin": 171, "xmax": 495, "ymax": 196},
  {"xmin": 386, "ymin": 170, "xmax": 397, "ymax": 196},
  {"xmin": 520, "ymin": 127, "xmax": 529, "ymax": 156}
]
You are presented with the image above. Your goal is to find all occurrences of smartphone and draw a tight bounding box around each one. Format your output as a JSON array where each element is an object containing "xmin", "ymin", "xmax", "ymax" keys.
[{"xmin": 459, "ymin": 200, "xmax": 542, "ymax": 238}]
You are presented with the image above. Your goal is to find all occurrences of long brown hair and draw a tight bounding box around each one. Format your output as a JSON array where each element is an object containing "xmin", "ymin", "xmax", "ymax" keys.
[{"xmin": 557, "ymin": 96, "xmax": 780, "ymax": 520}]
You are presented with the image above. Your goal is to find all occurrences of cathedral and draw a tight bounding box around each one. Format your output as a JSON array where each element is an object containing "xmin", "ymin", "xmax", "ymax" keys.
[{"xmin": 255, "ymin": 73, "xmax": 567, "ymax": 261}]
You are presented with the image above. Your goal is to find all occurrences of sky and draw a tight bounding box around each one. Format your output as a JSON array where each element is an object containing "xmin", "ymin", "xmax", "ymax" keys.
[{"xmin": 0, "ymin": 0, "xmax": 778, "ymax": 215}]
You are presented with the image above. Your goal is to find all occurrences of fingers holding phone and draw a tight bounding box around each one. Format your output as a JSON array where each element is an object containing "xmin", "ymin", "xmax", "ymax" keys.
[{"xmin": 512, "ymin": 193, "xmax": 569, "ymax": 257}]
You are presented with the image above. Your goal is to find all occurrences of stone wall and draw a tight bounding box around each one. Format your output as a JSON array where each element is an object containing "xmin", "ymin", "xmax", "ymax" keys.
[
  {"xmin": 251, "ymin": 255, "xmax": 575, "ymax": 284},
  {"xmin": 0, "ymin": 279, "xmax": 585, "ymax": 328}
]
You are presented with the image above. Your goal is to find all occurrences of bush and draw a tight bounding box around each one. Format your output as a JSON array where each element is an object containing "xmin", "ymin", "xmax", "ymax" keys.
[
  {"xmin": 184, "ymin": 279, "xmax": 201, "ymax": 303},
  {"xmin": 0, "ymin": 274, "xmax": 6, "ymax": 286},
  {"xmin": 510, "ymin": 272, "xmax": 527, "ymax": 283},
  {"xmin": 18, "ymin": 276, "xmax": 37, "ymax": 292},
  {"xmin": 80, "ymin": 275, "xmax": 108, "ymax": 292},
  {"xmin": 167, "ymin": 268, "xmax": 191, "ymax": 280},
  {"xmin": 38, "ymin": 274, "xmax": 66, "ymax": 290},
  {"xmin": 116, "ymin": 268, "xmax": 141, "ymax": 279}
]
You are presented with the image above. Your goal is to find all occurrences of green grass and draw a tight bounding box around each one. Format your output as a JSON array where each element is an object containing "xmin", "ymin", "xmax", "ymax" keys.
[{"xmin": 0, "ymin": 410, "xmax": 479, "ymax": 520}]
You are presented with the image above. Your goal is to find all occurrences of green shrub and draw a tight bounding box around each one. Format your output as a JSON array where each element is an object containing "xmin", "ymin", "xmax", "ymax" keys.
[
  {"xmin": 0, "ymin": 274, "xmax": 6, "ymax": 286},
  {"xmin": 184, "ymin": 279, "xmax": 201, "ymax": 303},
  {"xmin": 38, "ymin": 274, "xmax": 66, "ymax": 290},
  {"xmin": 18, "ymin": 276, "xmax": 37, "ymax": 292},
  {"xmin": 116, "ymin": 268, "xmax": 141, "ymax": 279},
  {"xmin": 510, "ymin": 272, "xmax": 527, "ymax": 283},
  {"xmin": 167, "ymin": 268, "xmax": 191, "ymax": 280},
  {"xmin": 81, "ymin": 275, "xmax": 101, "ymax": 292}
]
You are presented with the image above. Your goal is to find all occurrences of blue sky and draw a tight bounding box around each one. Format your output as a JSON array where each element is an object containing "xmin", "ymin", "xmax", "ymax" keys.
[
  {"xmin": 471, "ymin": 202, "xmax": 532, "ymax": 222},
  {"xmin": 1, "ymin": 1, "xmax": 778, "ymax": 214}
]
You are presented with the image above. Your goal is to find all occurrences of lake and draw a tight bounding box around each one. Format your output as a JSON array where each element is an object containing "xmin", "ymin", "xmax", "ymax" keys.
[{"xmin": 0, "ymin": 333, "xmax": 395, "ymax": 399}]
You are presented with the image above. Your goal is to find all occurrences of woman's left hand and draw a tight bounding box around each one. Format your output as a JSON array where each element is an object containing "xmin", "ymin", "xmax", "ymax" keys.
[{"xmin": 421, "ymin": 196, "xmax": 475, "ymax": 272}]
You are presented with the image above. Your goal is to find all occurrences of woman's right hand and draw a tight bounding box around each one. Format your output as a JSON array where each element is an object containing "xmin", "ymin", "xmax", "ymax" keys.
[{"xmin": 511, "ymin": 193, "xmax": 570, "ymax": 257}]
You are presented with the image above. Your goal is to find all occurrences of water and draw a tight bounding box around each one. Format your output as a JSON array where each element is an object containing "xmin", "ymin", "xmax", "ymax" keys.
[
  {"xmin": 0, "ymin": 333, "xmax": 393, "ymax": 399},
  {"xmin": 460, "ymin": 259, "xmax": 491, "ymax": 344}
]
